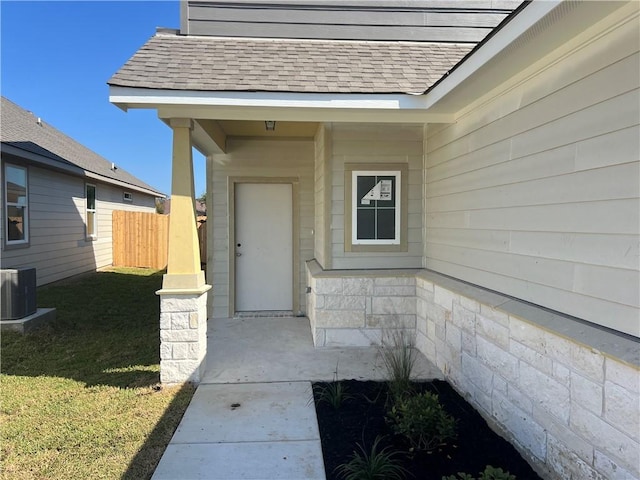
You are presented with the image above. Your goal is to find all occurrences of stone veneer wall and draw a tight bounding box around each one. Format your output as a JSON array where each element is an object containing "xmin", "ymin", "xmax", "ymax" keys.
[
  {"xmin": 159, "ymin": 292, "xmax": 208, "ymax": 384},
  {"xmin": 306, "ymin": 260, "xmax": 640, "ymax": 480}
]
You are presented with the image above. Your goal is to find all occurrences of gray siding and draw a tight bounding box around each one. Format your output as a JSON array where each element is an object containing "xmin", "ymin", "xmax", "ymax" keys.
[
  {"xmin": 182, "ymin": 0, "xmax": 520, "ymax": 42},
  {"xmin": 330, "ymin": 123, "xmax": 425, "ymax": 270},
  {"xmin": 424, "ymin": 14, "xmax": 640, "ymax": 336},
  {"xmin": 208, "ymin": 138, "xmax": 315, "ymax": 319},
  {"xmin": 1, "ymin": 164, "xmax": 156, "ymax": 286}
]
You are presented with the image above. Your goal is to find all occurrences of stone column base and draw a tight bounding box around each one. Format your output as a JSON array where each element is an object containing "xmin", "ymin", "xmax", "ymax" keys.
[{"xmin": 157, "ymin": 287, "xmax": 210, "ymax": 384}]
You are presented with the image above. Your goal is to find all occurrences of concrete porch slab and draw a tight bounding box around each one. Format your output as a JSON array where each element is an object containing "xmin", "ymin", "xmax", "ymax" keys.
[
  {"xmin": 152, "ymin": 440, "xmax": 325, "ymax": 479},
  {"xmin": 170, "ymin": 382, "xmax": 318, "ymax": 444},
  {"xmin": 202, "ymin": 316, "xmax": 442, "ymax": 384}
]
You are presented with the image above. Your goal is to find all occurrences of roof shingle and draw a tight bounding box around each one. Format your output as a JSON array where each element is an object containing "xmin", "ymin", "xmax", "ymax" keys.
[{"xmin": 108, "ymin": 32, "xmax": 474, "ymax": 95}]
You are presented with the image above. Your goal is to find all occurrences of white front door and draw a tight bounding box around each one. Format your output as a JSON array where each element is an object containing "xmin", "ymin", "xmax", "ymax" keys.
[{"xmin": 235, "ymin": 183, "xmax": 293, "ymax": 312}]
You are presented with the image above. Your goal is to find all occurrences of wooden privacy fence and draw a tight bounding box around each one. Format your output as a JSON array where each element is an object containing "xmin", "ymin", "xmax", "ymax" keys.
[{"xmin": 113, "ymin": 211, "xmax": 169, "ymax": 269}]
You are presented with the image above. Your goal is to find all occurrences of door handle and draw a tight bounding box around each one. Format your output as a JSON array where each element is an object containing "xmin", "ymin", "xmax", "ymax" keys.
[{"xmin": 235, "ymin": 253, "xmax": 242, "ymax": 257}]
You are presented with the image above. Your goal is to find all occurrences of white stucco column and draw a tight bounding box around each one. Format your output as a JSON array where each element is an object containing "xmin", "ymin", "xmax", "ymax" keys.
[{"xmin": 157, "ymin": 118, "xmax": 211, "ymax": 385}]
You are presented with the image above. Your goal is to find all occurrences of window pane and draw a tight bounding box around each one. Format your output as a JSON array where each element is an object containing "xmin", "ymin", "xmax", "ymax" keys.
[
  {"xmin": 87, "ymin": 211, "xmax": 96, "ymax": 237},
  {"xmin": 356, "ymin": 209, "xmax": 375, "ymax": 240},
  {"xmin": 86, "ymin": 185, "xmax": 96, "ymax": 210},
  {"xmin": 7, "ymin": 205, "xmax": 26, "ymax": 241},
  {"xmin": 6, "ymin": 166, "xmax": 27, "ymax": 205},
  {"xmin": 356, "ymin": 176, "xmax": 376, "ymax": 207},
  {"xmin": 377, "ymin": 209, "xmax": 396, "ymax": 239}
]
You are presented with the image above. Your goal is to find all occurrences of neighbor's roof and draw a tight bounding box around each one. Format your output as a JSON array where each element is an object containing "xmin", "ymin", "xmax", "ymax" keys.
[
  {"xmin": 108, "ymin": 32, "xmax": 474, "ymax": 95},
  {"xmin": 0, "ymin": 96, "xmax": 163, "ymax": 196}
]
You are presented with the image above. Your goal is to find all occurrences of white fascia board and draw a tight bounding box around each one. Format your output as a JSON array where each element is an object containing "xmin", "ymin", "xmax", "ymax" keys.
[
  {"xmin": 109, "ymin": 87, "xmax": 455, "ymax": 123},
  {"xmin": 423, "ymin": 0, "xmax": 562, "ymax": 109}
]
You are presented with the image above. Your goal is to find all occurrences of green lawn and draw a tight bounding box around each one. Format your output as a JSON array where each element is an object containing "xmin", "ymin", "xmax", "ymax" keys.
[{"xmin": 0, "ymin": 267, "xmax": 195, "ymax": 480}]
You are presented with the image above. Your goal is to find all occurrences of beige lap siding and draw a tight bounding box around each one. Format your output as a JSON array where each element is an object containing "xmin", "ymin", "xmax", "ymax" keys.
[{"xmin": 424, "ymin": 13, "xmax": 640, "ymax": 336}]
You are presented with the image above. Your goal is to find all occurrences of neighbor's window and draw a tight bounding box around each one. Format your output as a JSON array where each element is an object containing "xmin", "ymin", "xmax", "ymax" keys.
[
  {"xmin": 123, "ymin": 191, "xmax": 132, "ymax": 202},
  {"xmin": 4, "ymin": 164, "xmax": 29, "ymax": 245},
  {"xmin": 86, "ymin": 184, "xmax": 97, "ymax": 238}
]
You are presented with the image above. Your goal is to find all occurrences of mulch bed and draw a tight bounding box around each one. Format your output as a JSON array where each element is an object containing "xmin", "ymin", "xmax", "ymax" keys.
[{"xmin": 313, "ymin": 380, "xmax": 542, "ymax": 480}]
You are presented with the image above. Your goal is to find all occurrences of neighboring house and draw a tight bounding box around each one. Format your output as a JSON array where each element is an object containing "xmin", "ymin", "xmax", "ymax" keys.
[
  {"xmin": 0, "ymin": 97, "xmax": 164, "ymax": 285},
  {"xmin": 109, "ymin": 1, "xmax": 639, "ymax": 479}
]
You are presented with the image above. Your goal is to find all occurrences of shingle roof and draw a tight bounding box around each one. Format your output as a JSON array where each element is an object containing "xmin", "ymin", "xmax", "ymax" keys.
[
  {"xmin": 0, "ymin": 97, "xmax": 163, "ymax": 196},
  {"xmin": 108, "ymin": 32, "xmax": 474, "ymax": 95}
]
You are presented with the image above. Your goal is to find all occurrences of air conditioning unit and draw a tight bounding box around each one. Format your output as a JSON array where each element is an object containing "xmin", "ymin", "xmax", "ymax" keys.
[{"xmin": 1, "ymin": 268, "xmax": 37, "ymax": 320}]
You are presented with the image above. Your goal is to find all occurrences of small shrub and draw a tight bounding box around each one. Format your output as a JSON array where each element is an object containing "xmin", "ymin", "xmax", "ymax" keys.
[
  {"xmin": 335, "ymin": 436, "xmax": 408, "ymax": 480},
  {"xmin": 314, "ymin": 381, "xmax": 353, "ymax": 409},
  {"xmin": 443, "ymin": 465, "xmax": 517, "ymax": 480},
  {"xmin": 388, "ymin": 391, "xmax": 457, "ymax": 452},
  {"xmin": 379, "ymin": 329, "xmax": 417, "ymax": 402}
]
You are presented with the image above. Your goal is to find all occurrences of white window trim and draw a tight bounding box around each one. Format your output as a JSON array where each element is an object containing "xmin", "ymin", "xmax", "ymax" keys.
[
  {"xmin": 4, "ymin": 163, "xmax": 29, "ymax": 246},
  {"xmin": 123, "ymin": 191, "xmax": 133, "ymax": 202},
  {"xmin": 86, "ymin": 183, "xmax": 97, "ymax": 239},
  {"xmin": 351, "ymin": 170, "xmax": 401, "ymax": 246}
]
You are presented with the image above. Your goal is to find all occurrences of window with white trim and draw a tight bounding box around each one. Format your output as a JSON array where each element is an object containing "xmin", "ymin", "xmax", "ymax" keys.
[
  {"xmin": 4, "ymin": 164, "xmax": 29, "ymax": 245},
  {"xmin": 86, "ymin": 184, "xmax": 97, "ymax": 239},
  {"xmin": 123, "ymin": 191, "xmax": 132, "ymax": 202},
  {"xmin": 352, "ymin": 170, "xmax": 401, "ymax": 245}
]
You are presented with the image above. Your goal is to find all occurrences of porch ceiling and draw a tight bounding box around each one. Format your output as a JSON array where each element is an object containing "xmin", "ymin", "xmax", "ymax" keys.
[{"xmin": 218, "ymin": 120, "xmax": 318, "ymax": 138}]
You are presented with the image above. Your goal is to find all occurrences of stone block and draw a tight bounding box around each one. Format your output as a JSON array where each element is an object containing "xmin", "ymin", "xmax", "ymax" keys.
[
  {"xmin": 160, "ymin": 359, "xmax": 202, "ymax": 384},
  {"xmin": 374, "ymin": 285, "xmax": 416, "ymax": 296},
  {"xmin": 476, "ymin": 313, "xmax": 509, "ymax": 349},
  {"xmin": 606, "ymin": 359, "xmax": 640, "ymax": 394},
  {"xmin": 604, "ymin": 381, "xmax": 639, "ymax": 440},
  {"xmin": 188, "ymin": 342, "xmax": 202, "ymax": 361},
  {"xmin": 519, "ymin": 362, "xmax": 570, "ymax": 424},
  {"xmin": 416, "ymin": 297, "xmax": 427, "ymax": 321},
  {"xmin": 491, "ymin": 391, "xmax": 547, "ymax": 461},
  {"xmin": 371, "ymin": 296, "xmax": 416, "ymax": 315},
  {"xmin": 427, "ymin": 318, "xmax": 436, "ymax": 340},
  {"xmin": 365, "ymin": 314, "xmax": 416, "ymax": 329},
  {"xmin": 493, "ymin": 374, "xmax": 507, "ymax": 395},
  {"xmin": 570, "ymin": 404, "xmax": 640, "ymax": 475},
  {"xmin": 315, "ymin": 310, "xmax": 364, "ymax": 328},
  {"xmin": 416, "ymin": 277, "xmax": 434, "ymax": 292},
  {"xmin": 462, "ymin": 352, "xmax": 493, "ymax": 393},
  {"xmin": 342, "ymin": 278, "xmax": 374, "ymax": 296},
  {"xmin": 315, "ymin": 278, "xmax": 343, "ymax": 295},
  {"xmin": 323, "ymin": 294, "xmax": 366, "ymax": 311},
  {"xmin": 172, "ymin": 342, "xmax": 189, "ymax": 360},
  {"xmin": 416, "ymin": 285, "xmax": 435, "ymax": 302},
  {"xmin": 160, "ymin": 312, "xmax": 172, "ymax": 329},
  {"xmin": 546, "ymin": 333, "xmax": 604, "ymax": 382},
  {"xmin": 374, "ymin": 277, "xmax": 415, "ymax": 286},
  {"xmin": 425, "ymin": 301, "xmax": 447, "ymax": 324},
  {"xmin": 594, "ymin": 449, "xmax": 637, "ymax": 480},
  {"xmin": 571, "ymin": 372, "xmax": 603, "ymax": 415},
  {"xmin": 160, "ymin": 342, "xmax": 172, "ymax": 360},
  {"xmin": 507, "ymin": 384, "xmax": 533, "ymax": 415},
  {"xmin": 189, "ymin": 312, "xmax": 199, "ymax": 329},
  {"xmin": 553, "ymin": 362, "xmax": 571, "ymax": 385},
  {"xmin": 161, "ymin": 296, "xmax": 201, "ymax": 313},
  {"xmin": 171, "ymin": 313, "xmax": 190, "ymax": 330},
  {"xmin": 324, "ymin": 328, "xmax": 382, "ymax": 347},
  {"xmin": 479, "ymin": 304, "xmax": 509, "ymax": 327},
  {"xmin": 459, "ymin": 295, "xmax": 480, "ymax": 313},
  {"xmin": 160, "ymin": 328, "xmax": 199, "ymax": 342},
  {"xmin": 452, "ymin": 303, "xmax": 476, "ymax": 332},
  {"xmin": 477, "ymin": 337, "xmax": 518, "ymax": 384},
  {"xmin": 535, "ymin": 404, "xmax": 594, "ymax": 465},
  {"xmin": 547, "ymin": 434, "xmax": 603, "ymax": 480},
  {"xmin": 510, "ymin": 317, "xmax": 546, "ymax": 353},
  {"xmin": 434, "ymin": 285, "xmax": 457, "ymax": 310},
  {"xmin": 445, "ymin": 322, "xmax": 462, "ymax": 351},
  {"xmin": 461, "ymin": 330, "xmax": 476, "ymax": 355},
  {"xmin": 511, "ymin": 340, "xmax": 553, "ymax": 376}
]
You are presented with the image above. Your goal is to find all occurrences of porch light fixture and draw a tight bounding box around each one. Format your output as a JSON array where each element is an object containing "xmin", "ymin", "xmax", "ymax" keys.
[{"xmin": 265, "ymin": 120, "xmax": 276, "ymax": 131}]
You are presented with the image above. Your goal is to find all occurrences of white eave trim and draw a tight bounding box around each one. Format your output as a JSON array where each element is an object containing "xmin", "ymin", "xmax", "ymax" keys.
[
  {"xmin": 109, "ymin": 87, "xmax": 456, "ymax": 123},
  {"xmin": 84, "ymin": 172, "xmax": 165, "ymax": 198}
]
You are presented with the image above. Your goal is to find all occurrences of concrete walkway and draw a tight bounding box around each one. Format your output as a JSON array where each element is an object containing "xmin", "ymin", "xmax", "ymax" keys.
[{"xmin": 152, "ymin": 317, "xmax": 441, "ymax": 480}]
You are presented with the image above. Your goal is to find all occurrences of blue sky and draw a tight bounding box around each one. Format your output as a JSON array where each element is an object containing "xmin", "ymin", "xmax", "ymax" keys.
[{"xmin": 1, "ymin": 0, "xmax": 206, "ymax": 196}]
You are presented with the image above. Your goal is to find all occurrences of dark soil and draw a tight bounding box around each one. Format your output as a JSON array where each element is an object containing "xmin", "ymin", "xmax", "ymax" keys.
[{"xmin": 313, "ymin": 380, "xmax": 542, "ymax": 480}]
